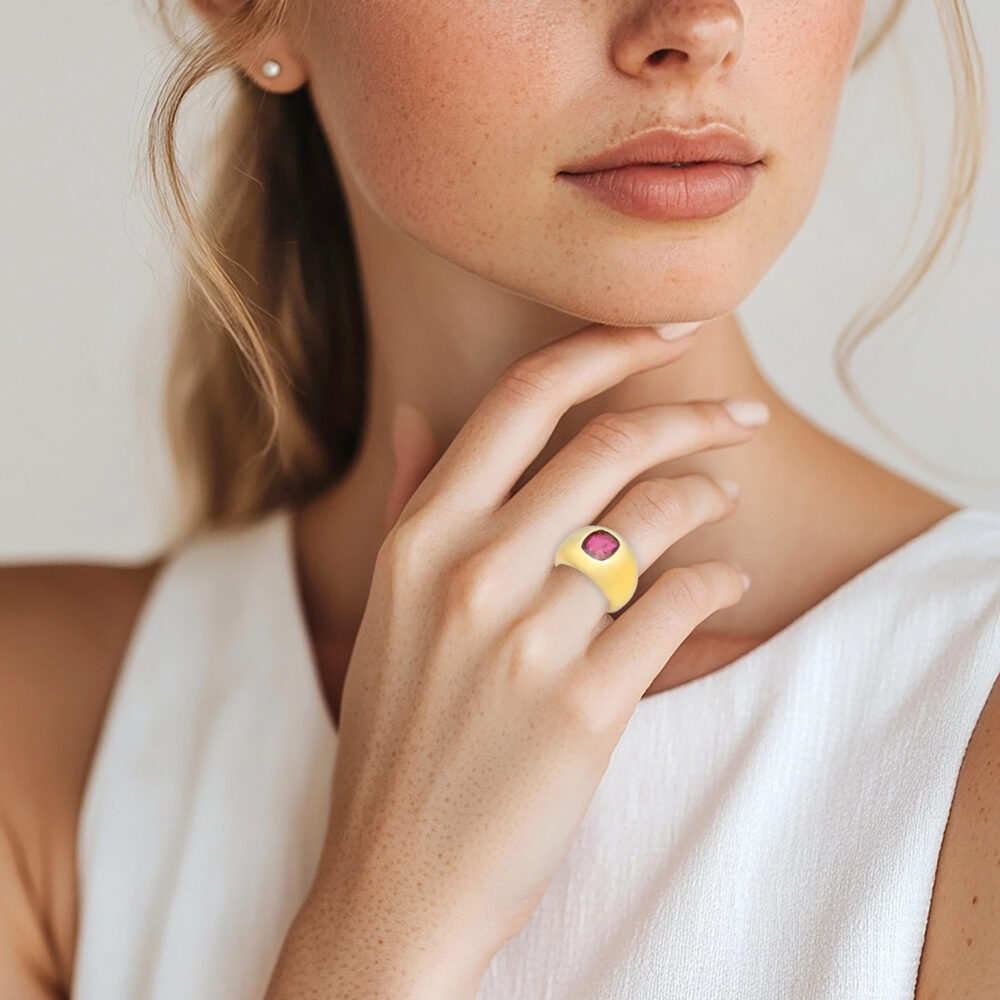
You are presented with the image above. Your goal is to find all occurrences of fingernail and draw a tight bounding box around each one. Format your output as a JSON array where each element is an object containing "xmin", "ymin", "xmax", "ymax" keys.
[
  {"xmin": 740, "ymin": 570, "xmax": 752, "ymax": 591},
  {"xmin": 714, "ymin": 476, "xmax": 740, "ymax": 499},
  {"xmin": 654, "ymin": 322, "xmax": 701, "ymax": 341},
  {"xmin": 722, "ymin": 398, "xmax": 770, "ymax": 427}
]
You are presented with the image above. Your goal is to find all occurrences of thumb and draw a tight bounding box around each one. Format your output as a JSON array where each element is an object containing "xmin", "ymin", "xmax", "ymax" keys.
[{"xmin": 382, "ymin": 402, "xmax": 439, "ymax": 534}]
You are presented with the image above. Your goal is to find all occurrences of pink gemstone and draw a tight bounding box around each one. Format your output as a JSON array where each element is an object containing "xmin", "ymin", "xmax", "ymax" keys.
[{"xmin": 581, "ymin": 529, "xmax": 619, "ymax": 561}]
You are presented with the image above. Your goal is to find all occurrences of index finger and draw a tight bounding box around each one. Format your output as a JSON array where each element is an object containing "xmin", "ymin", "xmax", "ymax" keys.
[{"xmin": 401, "ymin": 322, "xmax": 701, "ymax": 520}]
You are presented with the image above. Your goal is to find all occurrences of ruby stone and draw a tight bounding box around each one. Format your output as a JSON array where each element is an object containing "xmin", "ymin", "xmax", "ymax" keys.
[{"xmin": 581, "ymin": 529, "xmax": 619, "ymax": 561}]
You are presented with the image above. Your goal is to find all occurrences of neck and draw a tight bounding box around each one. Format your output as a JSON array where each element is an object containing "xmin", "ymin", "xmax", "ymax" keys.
[
  {"xmin": 291, "ymin": 171, "xmax": 957, "ymax": 705},
  {"xmin": 293, "ymin": 307, "xmax": 954, "ymax": 674}
]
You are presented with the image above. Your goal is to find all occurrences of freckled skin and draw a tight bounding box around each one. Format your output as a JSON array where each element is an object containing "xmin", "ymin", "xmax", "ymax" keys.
[{"xmin": 298, "ymin": 0, "xmax": 865, "ymax": 324}]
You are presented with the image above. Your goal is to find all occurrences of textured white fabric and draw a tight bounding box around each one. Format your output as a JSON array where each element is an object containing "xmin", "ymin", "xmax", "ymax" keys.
[{"xmin": 72, "ymin": 505, "xmax": 1000, "ymax": 999}]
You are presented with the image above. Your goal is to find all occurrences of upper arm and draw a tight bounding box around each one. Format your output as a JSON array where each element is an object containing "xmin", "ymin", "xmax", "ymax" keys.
[
  {"xmin": 0, "ymin": 811, "xmax": 62, "ymax": 999},
  {"xmin": 0, "ymin": 559, "xmax": 162, "ymax": 998},
  {"xmin": 915, "ymin": 669, "xmax": 1000, "ymax": 999}
]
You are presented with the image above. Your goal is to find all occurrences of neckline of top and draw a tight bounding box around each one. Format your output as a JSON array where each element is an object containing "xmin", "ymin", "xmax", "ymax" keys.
[{"xmin": 277, "ymin": 505, "xmax": 984, "ymax": 738}]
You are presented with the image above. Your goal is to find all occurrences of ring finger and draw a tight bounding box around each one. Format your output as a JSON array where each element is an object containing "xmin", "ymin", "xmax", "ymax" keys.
[{"xmin": 533, "ymin": 470, "xmax": 739, "ymax": 654}]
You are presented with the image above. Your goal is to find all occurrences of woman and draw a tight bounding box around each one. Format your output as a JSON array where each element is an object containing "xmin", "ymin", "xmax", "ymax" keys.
[{"xmin": 1, "ymin": 0, "xmax": 996, "ymax": 997}]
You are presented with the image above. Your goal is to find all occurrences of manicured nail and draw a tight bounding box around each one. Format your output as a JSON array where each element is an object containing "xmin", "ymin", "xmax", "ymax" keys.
[
  {"xmin": 654, "ymin": 322, "xmax": 701, "ymax": 341},
  {"xmin": 722, "ymin": 398, "xmax": 770, "ymax": 427},
  {"xmin": 714, "ymin": 476, "xmax": 740, "ymax": 499}
]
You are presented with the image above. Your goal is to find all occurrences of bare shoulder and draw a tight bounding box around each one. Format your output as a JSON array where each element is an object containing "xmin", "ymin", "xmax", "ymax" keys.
[
  {"xmin": 915, "ymin": 666, "xmax": 1000, "ymax": 999},
  {"xmin": 0, "ymin": 557, "xmax": 163, "ymax": 998}
]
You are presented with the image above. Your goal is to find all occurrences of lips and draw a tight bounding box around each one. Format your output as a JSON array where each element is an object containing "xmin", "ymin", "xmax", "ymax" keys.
[{"xmin": 559, "ymin": 125, "xmax": 764, "ymax": 175}]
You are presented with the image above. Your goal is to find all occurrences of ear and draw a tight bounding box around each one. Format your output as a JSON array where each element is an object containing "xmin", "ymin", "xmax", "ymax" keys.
[{"xmin": 184, "ymin": 0, "xmax": 309, "ymax": 93}]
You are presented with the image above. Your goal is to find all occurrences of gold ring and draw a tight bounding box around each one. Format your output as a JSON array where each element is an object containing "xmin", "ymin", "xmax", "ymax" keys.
[{"xmin": 553, "ymin": 525, "xmax": 638, "ymax": 613}]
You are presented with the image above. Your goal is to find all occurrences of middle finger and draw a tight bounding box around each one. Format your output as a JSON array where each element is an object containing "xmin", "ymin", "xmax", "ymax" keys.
[{"xmin": 496, "ymin": 397, "xmax": 760, "ymax": 565}]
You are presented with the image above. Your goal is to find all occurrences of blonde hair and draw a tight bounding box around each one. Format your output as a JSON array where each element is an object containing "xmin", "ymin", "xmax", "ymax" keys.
[{"xmin": 143, "ymin": 0, "xmax": 988, "ymax": 550}]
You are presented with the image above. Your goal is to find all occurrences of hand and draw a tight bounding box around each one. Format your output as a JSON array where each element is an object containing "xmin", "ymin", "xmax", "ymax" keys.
[{"xmin": 306, "ymin": 321, "xmax": 762, "ymax": 991}]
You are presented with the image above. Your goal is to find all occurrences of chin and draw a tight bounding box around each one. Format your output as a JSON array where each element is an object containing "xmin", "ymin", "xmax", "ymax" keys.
[
  {"xmin": 499, "ymin": 218, "xmax": 775, "ymax": 326},
  {"xmin": 510, "ymin": 266, "xmax": 760, "ymax": 331}
]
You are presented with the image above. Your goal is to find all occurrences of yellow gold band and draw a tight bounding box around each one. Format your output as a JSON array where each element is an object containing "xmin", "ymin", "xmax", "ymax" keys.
[{"xmin": 553, "ymin": 525, "xmax": 638, "ymax": 613}]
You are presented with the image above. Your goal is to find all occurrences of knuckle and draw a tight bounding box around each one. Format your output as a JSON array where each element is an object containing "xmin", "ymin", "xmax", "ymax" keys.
[
  {"xmin": 627, "ymin": 478, "xmax": 690, "ymax": 531},
  {"xmin": 379, "ymin": 513, "xmax": 433, "ymax": 577},
  {"xmin": 579, "ymin": 412, "xmax": 648, "ymax": 464},
  {"xmin": 662, "ymin": 566, "xmax": 712, "ymax": 617},
  {"xmin": 445, "ymin": 546, "xmax": 505, "ymax": 617},
  {"xmin": 498, "ymin": 352, "xmax": 562, "ymax": 405},
  {"xmin": 555, "ymin": 675, "xmax": 615, "ymax": 736},
  {"xmin": 502, "ymin": 616, "xmax": 552, "ymax": 676}
]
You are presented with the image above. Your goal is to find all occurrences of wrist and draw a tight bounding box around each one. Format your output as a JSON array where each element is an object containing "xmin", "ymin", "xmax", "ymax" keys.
[{"xmin": 270, "ymin": 867, "xmax": 496, "ymax": 1000}]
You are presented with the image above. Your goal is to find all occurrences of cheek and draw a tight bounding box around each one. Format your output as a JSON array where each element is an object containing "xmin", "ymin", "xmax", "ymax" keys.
[
  {"xmin": 306, "ymin": 0, "xmax": 555, "ymax": 242},
  {"xmin": 754, "ymin": 2, "xmax": 866, "ymax": 204}
]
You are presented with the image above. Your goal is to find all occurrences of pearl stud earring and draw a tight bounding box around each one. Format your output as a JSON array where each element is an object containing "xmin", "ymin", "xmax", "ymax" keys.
[{"xmin": 262, "ymin": 59, "xmax": 282, "ymax": 78}]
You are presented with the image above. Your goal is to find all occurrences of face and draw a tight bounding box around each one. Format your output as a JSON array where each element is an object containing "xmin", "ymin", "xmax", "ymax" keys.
[{"xmin": 296, "ymin": 0, "xmax": 866, "ymax": 324}]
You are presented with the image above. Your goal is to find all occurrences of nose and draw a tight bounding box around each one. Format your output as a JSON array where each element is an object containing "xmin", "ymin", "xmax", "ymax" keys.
[{"xmin": 611, "ymin": 0, "xmax": 745, "ymax": 80}]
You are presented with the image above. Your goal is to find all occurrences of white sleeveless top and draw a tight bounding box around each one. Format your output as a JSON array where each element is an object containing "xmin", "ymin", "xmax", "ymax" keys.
[{"xmin": 71, "ymin": 505, "xmax": 1000, "ymax": 1000}]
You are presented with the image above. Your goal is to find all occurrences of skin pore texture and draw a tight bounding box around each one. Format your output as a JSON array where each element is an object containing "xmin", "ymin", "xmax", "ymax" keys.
[{"xmin": 221, "ymin": 0, "xmax": 960, "ymax": 725}]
